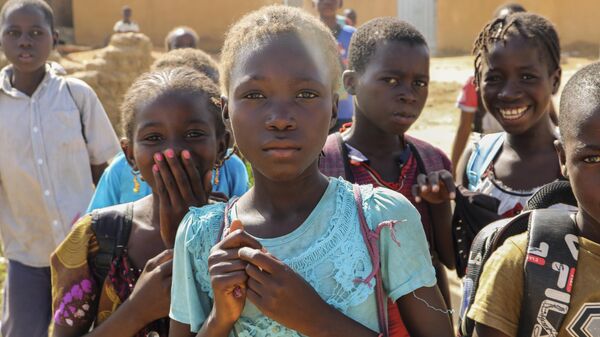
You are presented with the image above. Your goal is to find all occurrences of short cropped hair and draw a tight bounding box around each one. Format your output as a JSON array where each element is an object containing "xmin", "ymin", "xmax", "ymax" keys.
[
  {"xmin": 348, "ymin": 17, "xmax": 427, "ymax": 73},
  {"xmin": 164, "ymin": 26, "xmax": 199, "ymax": 51},
  {"xmin": 219, "ymin": 5, "xmax": 341, "ymax": 94},
  {"xmin": 0, "ymin": 0, "xmax": 54, "ymax": 31},
  {"xmin": 559, "ymin": 62, "xmax": 600, "ymax": 141}
]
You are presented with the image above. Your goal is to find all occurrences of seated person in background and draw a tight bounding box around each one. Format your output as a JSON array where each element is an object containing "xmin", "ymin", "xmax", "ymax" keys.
[{"xmin": 113, "ymin": 5, "xmax": 139, "ymax": 33}]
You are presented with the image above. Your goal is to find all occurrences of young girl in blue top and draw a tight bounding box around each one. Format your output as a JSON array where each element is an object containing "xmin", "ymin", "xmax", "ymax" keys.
[{"xmin": 169, "ymin": 6, "xmax": 453, "ymax": 337}]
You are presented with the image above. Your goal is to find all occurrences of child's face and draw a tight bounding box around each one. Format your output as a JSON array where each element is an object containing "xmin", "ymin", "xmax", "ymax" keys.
[
  {"xmin": 480, "ymin": 35, "xmax": 560, "ymax": 135},
  {"xmin": 558, "ymin": 108, "xmax": 600, "ymax": 226},
  {"xmin": 314, "ymin": 0, "xmax": 342, "ymax": 17},
  {"xmin": 169, "ymin": 32, "xmax": 197, "ymax": 50},
  {"xmin": 129, "ymin": 96, "xmax": 226, "ymax": 189},
  {"xmin": 347, "ymin": 41, "xmax": 429, "ymax": 135},
  {"xmin": 224, "ymin": 34, "xmax": 337, "ymax": 182},
  {"xmin": 0, "ymin": 5, "xmax": 55, "ymax": 73}
]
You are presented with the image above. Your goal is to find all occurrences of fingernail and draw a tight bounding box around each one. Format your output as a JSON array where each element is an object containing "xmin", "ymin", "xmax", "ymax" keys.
[
  {"xmin": 153, "ymin": 164, "xmax": 159, "ymax": 173},
  {"xmin": 421, "ymin": 186, "xmax": 427, "ymax": 192},
  {"xmin": 233, "ymin": 286, "xmax": 243, "ymax": 298},
  {"xmin": 165, "ymin": 149, "xmax": 175, "ymax": 159},
  {"xmin": 415, "ymin": 196, "xmax": 421, "ymax": 203},
  {"xmin": 154, "ymin": 153, "xmax": 163, "ymax": 162},
  {"xmin": 182, "ymin": 150, "xmax": 191, "ymax": 159},
  {"xmin": 432, "ymin": 185, "xmax": 440, "ymax": 192},
  {"xmin": 450, "ymin": 192, "xmax": 456, "ymax": 199}
]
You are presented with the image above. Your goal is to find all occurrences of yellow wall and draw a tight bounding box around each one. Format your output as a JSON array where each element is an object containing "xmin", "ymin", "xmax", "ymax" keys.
[
  {"xmin": 72, "ymin": 0, "xmax": 599, "ymax": 55},
  {"xmin": 73, "ymin": 0, "xmax": 277, "ymax": 51},
  {"xmin": 301, "ymin": 0, "xmax": 397, "ymax": 26},
  {"xmin": 436, "ymin": 0, "xmax": 599, "ymax": 55}
]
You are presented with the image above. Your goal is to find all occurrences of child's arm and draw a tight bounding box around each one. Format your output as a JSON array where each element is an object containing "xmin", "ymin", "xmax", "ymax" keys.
[
  {"xmin": 474, "ymin": 324, "xmax": 511, "ymax": 337},
  {"xmin": 452, "ymin": 110, "xmax": 475, "ymax": 177},
  {"xmin": 411, "ymin": 170, "xmax": 456, "ymax": 269},
  {"xmin": 395, "ymin": 286, "xmax": 453, "ymax": 337},
  {"xmin": 237, "ymin": 248, "xmax": 380, "ymax": 337},
  {"xmin": 53, "ymin": 250, "xmax": 173, "ymax": 337},
  {"xmin": 90, "ymin": 163, "xmax": 108, "ymax": 185}
]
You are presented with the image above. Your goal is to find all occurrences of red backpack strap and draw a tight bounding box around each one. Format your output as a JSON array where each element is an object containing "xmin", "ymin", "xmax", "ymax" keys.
[
  {"xmin": 353, "ymin": 185, "xmax": 402, "ymax": 337},
  {"xmin": 404, "ymin": 134, "xmax": 451, "ymax": 174},
  {"xmin": 216, "ymin": 197, "xmax": 239, "ymax": 243},
  {"xmin": 320, "ymin": 132, "xmax": 355, "ymax": 181}
]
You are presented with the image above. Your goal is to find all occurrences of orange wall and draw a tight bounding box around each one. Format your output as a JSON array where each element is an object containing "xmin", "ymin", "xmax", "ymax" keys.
[
  {"xmin": 73, "ymin": 0, "xmax": 277, "ymax": 51},
  {"xmin": 436, "ymin": 0, "xmax": 599, "ymax": 54}
]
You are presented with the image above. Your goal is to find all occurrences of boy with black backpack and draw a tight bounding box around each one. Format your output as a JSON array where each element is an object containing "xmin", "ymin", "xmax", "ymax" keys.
[{"xmin": 463, "ymin": 62, "xmax": 600, "ymax": 337}]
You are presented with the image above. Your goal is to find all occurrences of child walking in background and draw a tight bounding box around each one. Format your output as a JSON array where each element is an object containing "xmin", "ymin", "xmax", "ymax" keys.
[
  {"xmin": 469, "ymin": 62, "xmax": 600, "ymax": 337},
  {"xmin": 320, "ymin": 17, "xmax": 455, "ymax": 336},
  {"xmin": 169, "ymin": 6, "xmax": 453, "ymax": 337},
  {"xmin": 0, "ymin": 1, "xmax": 119, "ymax": 336},
  {"xmin": 456, "ymin": 13, "xmax": 564, "ymax": 217},
  {"xmin": 51, "ymin": 68, "xmax": 229, "ymax": 337},
  {"xmin": 86, "ymin": 49, "xmax": 248, "ymax": 213}
]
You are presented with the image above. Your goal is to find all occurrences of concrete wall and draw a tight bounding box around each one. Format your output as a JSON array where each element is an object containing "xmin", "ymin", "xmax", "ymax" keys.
[
  {"xmin": 436, "ymin": 0, "xmax": 599, "ymax": 55},
  {"xmin": 73, "ymin": 0, "xmax": 277, "ymax": 51}
]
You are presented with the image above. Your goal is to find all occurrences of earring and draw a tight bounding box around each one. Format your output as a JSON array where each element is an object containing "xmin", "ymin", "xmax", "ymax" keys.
[
  {"xmin": 213, "ymin": 161, "xmax": 222, "ymax": 186},
  {"xmin": 132, "ymin": 170, "xmax": 141, "ymax": 193}
]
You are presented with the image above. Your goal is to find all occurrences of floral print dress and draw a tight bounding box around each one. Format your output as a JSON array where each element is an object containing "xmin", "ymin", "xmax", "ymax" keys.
[{"xmin": 51, "ymin": 215, "xmax": 168, "ymax": 337}]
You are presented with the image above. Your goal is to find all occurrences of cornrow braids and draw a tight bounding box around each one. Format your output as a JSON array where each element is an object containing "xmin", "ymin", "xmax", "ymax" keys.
[
  {"xmin": 472, "ymin": 12, "xmax": 560, "ymax": 88},
  {"xmin": 219, "ymin": 5, "xmax": 341, "ymax": 94},
  {"xmin": 120, "ymin": 67, "xmax": 224, "ymax": 141}
]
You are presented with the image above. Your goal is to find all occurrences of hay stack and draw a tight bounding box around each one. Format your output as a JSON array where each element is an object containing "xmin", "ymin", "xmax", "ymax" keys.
[{"xmin": 70, "ymin": 32, "xmax": 153, "ymax": 132}]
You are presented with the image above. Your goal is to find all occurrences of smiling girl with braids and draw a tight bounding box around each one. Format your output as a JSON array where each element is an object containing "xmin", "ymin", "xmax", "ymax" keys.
[{"xmin": 456, "ymin": 12, "xmax": 564, "ymax": 217}]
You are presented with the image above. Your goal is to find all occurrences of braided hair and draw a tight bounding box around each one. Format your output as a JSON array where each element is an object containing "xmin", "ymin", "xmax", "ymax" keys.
[{"xmin": 472, "ymin": 12, "xmax": 560, "ymax": 88}]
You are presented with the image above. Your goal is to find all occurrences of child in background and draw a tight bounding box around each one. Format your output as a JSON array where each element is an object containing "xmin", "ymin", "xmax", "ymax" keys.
[
  {"xmin": 169, "ymin": 6, "xmax": 453, "ymax": 337},
  {"xmin": 0, "ymin": 1, "xmax": 119, "ymax": 335},
  {"xmin": 450, "ymin": 3, "xmax": 526, "ymax": 174},
  {"xmin": 164, "ymin": 26, "xmax": 199, "ymax": 51},
  {"xmin": 86, "ymin": 49, "xmax": 248, "ymax": 213},
  {"xmin": 313, "ymin": 0, "xmax": 355, "ymax": 130},
  {"xmin": 456, "ymin": 13, "xmax": 563, "ymax": 217},
  {"xmin": 344, "ymin": 8, "xmax": 357, "ymax": 27},
  {"xmin": 113, "ymin": 5, "xmax": 139, "ymax": 33},
  {"xmin": 469, "ymin": 62, "xmax": 600, "ymax": 337},
  {"xmin": 320, "ymin": 17, "xmax": 455, "ymax": 336},
  {"xmin": 51, "ymin": 68, "xmax": 229, "ymax": 337}
]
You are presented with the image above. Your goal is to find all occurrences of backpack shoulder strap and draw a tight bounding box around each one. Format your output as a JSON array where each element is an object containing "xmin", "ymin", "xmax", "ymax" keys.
[
  {"xmin": 352, "ymin": 184, "xmax": 389, "ymax": 336},
  {"xmin": 517, "ymin": 209, "xmax": 579, "ymax": 337},
  {"xmin": 319, "ymin": 132, "xmax": 355, "ymax": 182},
  {"xmin": 64, "ymin": 77, "xmax": 87, "ymax": 143},
  {"xmin": 90, "ymin": 202, "xmax": 134, "ymax": 285},
  {"xmin": 466, "ymin": 132, "xmax": 505, "ymax": 190},
  {"xmin": 458, "ymin": 211, "xmax": 531, "ymax": 337},
  {"xmin": 405, "ymin": 135, "xmax": 449, "ymax": 174}
]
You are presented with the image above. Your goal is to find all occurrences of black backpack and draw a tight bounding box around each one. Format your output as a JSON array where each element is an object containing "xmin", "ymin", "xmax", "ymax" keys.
[
  {"xmin": 457, "ymin": 208, "xmax": 580, "ymax": 337},
  {"xmin": 89, "ymin": 203, "xmax": 134, "ymax": 286}
]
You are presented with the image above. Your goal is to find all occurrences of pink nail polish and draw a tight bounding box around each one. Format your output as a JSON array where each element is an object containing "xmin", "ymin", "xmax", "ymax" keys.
[
  {"xmin": 182, "ymin": 150, "xmax": 191, "ymax": 159},
  {"xmin": 233, "ymin": 286, "xmax": 243, "ymax": 298},
  {"xmin": 153, "ymin": 164, "xmax": 159, "ymax": 173},
  {"xmin": 165, "ymin": 149, "xmax": 175, "ymax": 158},
  {"xmin": 154, "ymin": 153, "xmax": 163, "ymax": 162}
]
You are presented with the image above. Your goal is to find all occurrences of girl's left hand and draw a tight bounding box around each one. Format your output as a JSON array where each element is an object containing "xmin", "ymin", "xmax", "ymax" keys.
[
  {"xmin": 153, "ymin": 149, "xmax": 212, "ymax": 248},
  {"xmin": 237, "ymin": 247, "xmax": 336, "ymax": 334},
  {"xmin": 411, "ymin": 170, "xmax": 456, "ymax": 204}
]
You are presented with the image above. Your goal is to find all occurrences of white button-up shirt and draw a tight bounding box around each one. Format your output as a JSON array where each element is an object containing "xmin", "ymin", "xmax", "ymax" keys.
[{"xmin": 0, "ymin": 64, "xmax": 120, "ymax": 267}]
